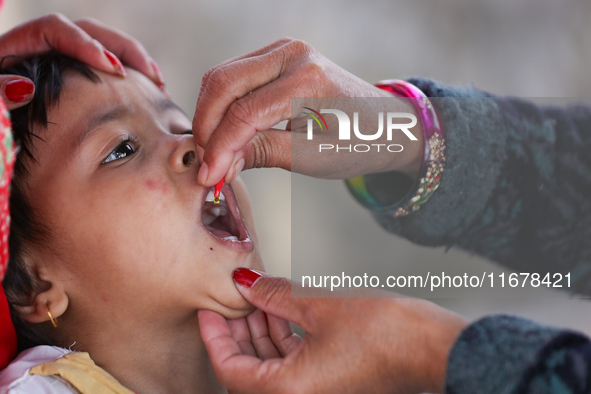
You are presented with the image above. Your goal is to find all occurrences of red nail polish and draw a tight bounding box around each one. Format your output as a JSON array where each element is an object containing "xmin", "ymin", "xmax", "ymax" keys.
[
  {"xmin": 233, "ymin": 268, "xmax": 262, "ymax": 288},
  {"xmin": 4, "ymin": 80, "xmax": 34, "ymax": 102},
  {"xmin": 103, "ymin": 50, "xmax": 126, "ymax": 76}
]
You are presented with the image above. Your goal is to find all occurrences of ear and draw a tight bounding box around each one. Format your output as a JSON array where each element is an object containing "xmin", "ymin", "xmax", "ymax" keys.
[{"xmin": 12, "ymin": 270, "xmax": 69, "ymax": 326}]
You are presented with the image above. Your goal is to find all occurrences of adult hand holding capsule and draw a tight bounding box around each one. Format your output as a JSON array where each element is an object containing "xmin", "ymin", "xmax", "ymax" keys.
[{"xmin": 192, "ymin": 38, "xmax": 424, "ymax": 186}]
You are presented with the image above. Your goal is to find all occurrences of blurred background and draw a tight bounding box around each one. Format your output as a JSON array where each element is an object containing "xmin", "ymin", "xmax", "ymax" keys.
[{"xmin": 2, "ymin": 0, "xmax": 591, "ymax": 334}]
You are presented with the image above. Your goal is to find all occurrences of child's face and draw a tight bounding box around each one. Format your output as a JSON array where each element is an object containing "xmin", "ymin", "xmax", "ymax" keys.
[{"xmin": 24, "ymin": 68, "xmax": 263, "ymax": 320}]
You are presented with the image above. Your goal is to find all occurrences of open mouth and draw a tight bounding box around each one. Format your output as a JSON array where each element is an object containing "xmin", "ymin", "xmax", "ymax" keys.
[{"xmin": 201, "ymin": 184, "xmax": 252, "ymax": 249}]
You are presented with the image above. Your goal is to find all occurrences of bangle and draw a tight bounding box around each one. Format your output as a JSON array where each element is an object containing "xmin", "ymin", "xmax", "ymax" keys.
[{"xmin": 345, "ymin": 79, "xmax": 446, "ymax": 218}]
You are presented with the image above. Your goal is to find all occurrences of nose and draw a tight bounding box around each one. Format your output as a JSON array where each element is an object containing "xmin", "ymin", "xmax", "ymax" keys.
[{"xmin": 169, "ymin": 134, "xmax": 197, "ymax": 173}]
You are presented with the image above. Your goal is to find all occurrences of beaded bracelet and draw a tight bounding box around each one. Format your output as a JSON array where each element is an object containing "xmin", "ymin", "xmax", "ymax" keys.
[{"xmin": 345, "ymin": 79, "xmax": 446, "ymax": 218}]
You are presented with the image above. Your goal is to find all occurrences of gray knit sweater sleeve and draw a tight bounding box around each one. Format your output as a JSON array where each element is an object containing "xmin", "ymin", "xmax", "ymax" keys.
[
  {"xmin": 373, "ymin": 78, "xmax": 591, "ymax": 282},
  {"xmin": 362, "ymin": 78, "xmax": 591, "ymax": 393}
]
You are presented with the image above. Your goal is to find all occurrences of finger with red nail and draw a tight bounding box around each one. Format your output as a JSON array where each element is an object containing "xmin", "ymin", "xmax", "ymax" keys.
[
  {"xmin": 0, "ymin": 77, "xmax": 35, "ymax": 110},
  {"xmin": 0, "ymin": 13, "xmax": 164, "ymax": 95},
  {"xmin": 199, "ymin": 268, "xmax": 468, "ymax": 394}
]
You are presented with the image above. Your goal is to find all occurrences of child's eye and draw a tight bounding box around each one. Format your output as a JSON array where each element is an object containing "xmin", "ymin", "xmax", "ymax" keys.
[{"xmin": 103, "ymin": 139, "xmax": 137, "ymax": 164}]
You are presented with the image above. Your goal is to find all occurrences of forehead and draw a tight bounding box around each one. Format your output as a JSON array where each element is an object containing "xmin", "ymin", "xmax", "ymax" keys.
[
  {"xmin": 56, "ymin": 68, "xmax": 162, "ymax": 136},
  {"xmin": 31, "ymin": 68, "xmax": 162, "ymax": 155}
]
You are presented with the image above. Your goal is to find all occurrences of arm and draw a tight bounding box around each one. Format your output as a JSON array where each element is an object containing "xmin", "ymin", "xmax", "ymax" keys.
[
  {"xmin": 371, "ymin": 78, "xmax": 591, "ymax": 293},
  {"xmin": 366, "ymin": 80, "xmax": 591, "ymax": 393},
  {"xmin": 190, "ymin": 39, "xmax": 588, "ymax": 282},
  {"xmin": 189, "ymin": 40, "xmax": 591, "ymax": 393}
]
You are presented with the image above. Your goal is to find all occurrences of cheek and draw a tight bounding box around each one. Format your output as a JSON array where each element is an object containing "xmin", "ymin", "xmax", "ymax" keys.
[
  {"xmin": 43, "ymin": 169, "xmax": 262, "ymax": 313},
  {"xmin": 145, "ymin": 178, "xmax": 170, "ymax": 193},
  {"xmin": 51, "ymin": 177, "xmax": 184, "ymax": 282}
]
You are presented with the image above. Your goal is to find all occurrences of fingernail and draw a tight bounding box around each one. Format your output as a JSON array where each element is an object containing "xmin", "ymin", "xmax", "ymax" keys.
[
  {"xmin": 233, "ymin": 268, "xmax": 263, "ymax": 288},
  {"xmin": 231, "ymin": 158, "xmax": 245, "ymax": 181},
  {"xmin": 198, "ymin": 162, "xmax": 209, "ymax": 185},
  {"xmin": 104, "ymin": 49, "xmax": 126, "ymax": 76},
  {"xmin": 150, "ymin": 59, "xmax": 166, "ymax": 88},
  {"xmin": 4, "ymin": 79, "xmax": 34, "ymax": 102}
]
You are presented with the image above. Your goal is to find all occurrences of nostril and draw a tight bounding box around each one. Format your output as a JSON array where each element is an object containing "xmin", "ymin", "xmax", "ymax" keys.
[{"xmin": 182, "ymin": 151, "xmax": 196, "ymax": 167}]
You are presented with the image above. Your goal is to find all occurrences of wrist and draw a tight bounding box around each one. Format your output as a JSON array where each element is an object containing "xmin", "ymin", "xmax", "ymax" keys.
[
  {"xmin": 422, "ymin": 314, "xmax": 469, "ymax": 393},
  {"xmin": 345, "ymin": 80, "xmax": 446, "ymax": 217},
  {"xmin": 379, "ymin": 299, "xmax": 469, "ymax": 394},
  {"xmin": 389, "ymin": 96, "xmax": 423, "ymax": 180}
]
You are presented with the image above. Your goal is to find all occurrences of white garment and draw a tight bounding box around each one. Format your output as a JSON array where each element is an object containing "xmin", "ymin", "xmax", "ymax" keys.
[{"xmin": 0, "ymin": 346, "xmax": 76, "ymax": 394}]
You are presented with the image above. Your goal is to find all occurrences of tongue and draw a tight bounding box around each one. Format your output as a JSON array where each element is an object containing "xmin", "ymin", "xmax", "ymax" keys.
[{"xmin": 204, "ymin": 225, "xmax": 235, "ymax": 240}]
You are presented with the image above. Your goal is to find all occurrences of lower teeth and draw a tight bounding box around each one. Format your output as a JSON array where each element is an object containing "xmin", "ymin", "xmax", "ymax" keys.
[{"xmin": 222, "ymin": 235, "xmax": 239, "ymax": 242}]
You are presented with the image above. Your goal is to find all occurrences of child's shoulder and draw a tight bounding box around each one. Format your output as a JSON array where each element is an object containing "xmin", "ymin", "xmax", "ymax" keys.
[
  {"xmin": 0, "ymin": 345, "xmax": 134, "ymax": 394},
  {"xmin": 0, "ymin": 345, "xmax": 75, "ymax": 393}
]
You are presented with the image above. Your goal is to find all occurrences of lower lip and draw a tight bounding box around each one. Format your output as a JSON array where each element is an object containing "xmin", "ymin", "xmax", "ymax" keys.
[{"xmin": 204, "ymin": 225, "xmax": 254, "ymax": 252}]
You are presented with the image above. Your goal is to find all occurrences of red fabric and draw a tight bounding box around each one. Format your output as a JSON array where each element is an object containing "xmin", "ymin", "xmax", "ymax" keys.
[
  {"xmin": 0, "ymin": 287, "xmax": 16, "ymax": 370},
  {"xmin": 0, "ymin": 95, "xmax": 17, "ymax": 370},
  {"xmin": 0, "ymin": 0, "xmax": 17, "ymax": 371}
]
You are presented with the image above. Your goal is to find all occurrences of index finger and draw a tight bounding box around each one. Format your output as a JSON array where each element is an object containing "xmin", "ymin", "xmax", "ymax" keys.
[
  {"xmin": 74, "ymin": 17, "xmax": 163, "ymax": 86},
  {"xmin": 198, "ymin": 309, "xmax": 285, "ymax": 394},
  {"xmin": 0, "ymin": 13, "xmax": 121, "ymax": 74},
  {"xmin": 193, "ymin": 37, "xmax": 293, "ymax": 149}
]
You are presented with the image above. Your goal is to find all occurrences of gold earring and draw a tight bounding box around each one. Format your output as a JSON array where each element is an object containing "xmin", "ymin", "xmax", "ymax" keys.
[{"xmin": 46, "ymin": 301, "xmax": 58, "ymax": 328}]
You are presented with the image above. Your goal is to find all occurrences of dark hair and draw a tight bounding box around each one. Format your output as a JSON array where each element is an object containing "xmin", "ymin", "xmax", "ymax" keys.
[{"xmin": 1, "ymin": 51, "xmax": 100, "ymax": 351}]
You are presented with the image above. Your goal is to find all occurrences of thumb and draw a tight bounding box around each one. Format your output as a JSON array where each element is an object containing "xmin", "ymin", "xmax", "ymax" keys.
[
  {"xmin": 232, "ymin": 268, "xmax": 311, "ymax": 330},
  {"xmin": 0, "ymin": 76, "xmax": 35, "ymax": 110},
  {"xmin": 207, "ymin": 128, "xmax": 291, "ymax": 185},
  {"xmin": 243, "ymin": 128, "xmax": 291, "ymax": 171}
]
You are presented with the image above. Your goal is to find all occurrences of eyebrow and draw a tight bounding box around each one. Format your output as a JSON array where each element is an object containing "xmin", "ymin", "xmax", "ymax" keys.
[{"xmin": 74, "ymin": 98, "xmax": 187, "ymax": 150}]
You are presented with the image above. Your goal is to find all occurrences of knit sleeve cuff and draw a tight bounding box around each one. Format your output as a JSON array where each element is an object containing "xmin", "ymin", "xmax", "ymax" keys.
[
  {"xmin": 445, "ymin": 314, "xmax": 587, "ymax": 394},
  {"xmin": 368, "ymin": 79, "xmax": 508, "ymax": 246}
]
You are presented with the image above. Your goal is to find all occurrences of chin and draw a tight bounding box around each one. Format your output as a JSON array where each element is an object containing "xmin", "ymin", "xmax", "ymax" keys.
[
  {"xmin": 221, "ymin": 305, "xmax": 257, "ymax": 320},
  {"xmin": 222, "ymin": 267, "xmax": 265, "ymax": 319},
  {"xmin": 215, "ymin": 296, "xmax": 257, "ymax": 319}
]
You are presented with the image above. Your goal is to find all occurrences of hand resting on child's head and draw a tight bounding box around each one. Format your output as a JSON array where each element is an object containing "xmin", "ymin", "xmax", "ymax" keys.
[{"xmin": 2, "ymin": 52, "xmax": 265, "ymax": 393}]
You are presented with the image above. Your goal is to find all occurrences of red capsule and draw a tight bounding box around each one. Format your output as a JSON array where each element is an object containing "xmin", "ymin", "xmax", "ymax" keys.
[{"xmin": 213, "ymin": 177, "xmax": 224, "ymax": 204}]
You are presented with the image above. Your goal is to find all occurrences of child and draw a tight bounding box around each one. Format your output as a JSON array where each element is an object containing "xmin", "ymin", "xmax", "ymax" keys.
[{"xmin": 0, "ymin": 51, "xmax": 266, "ymax": 393}]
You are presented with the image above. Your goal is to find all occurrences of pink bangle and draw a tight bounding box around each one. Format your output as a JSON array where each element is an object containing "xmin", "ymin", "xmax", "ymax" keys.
[{"xmin": 345, "ymin": 80, "xmax": 446, "ymax": 217}]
